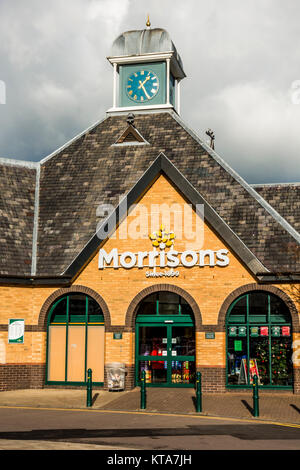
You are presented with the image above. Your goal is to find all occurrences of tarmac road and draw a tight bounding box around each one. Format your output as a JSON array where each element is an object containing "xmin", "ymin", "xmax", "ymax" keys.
[{"xmin": 0, "ymin": 406, "xmax": 299, "ymax": 451}]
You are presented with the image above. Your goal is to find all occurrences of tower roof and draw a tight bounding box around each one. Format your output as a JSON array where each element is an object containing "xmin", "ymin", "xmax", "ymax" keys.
[{"xmin": 110, "ymin": 28, "xmax": 185, "ymax": 78}]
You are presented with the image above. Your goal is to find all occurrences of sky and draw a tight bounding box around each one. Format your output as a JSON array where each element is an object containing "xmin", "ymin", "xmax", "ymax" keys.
[{"xmin": 0, "ymin": 0, "xmax": 300, "ymax": 183}]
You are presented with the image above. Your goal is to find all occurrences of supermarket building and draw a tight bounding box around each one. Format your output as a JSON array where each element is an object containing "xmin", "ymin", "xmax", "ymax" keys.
[{"xmin": 0, "ymin": 24, "xmax": 299, "ymax": 393}]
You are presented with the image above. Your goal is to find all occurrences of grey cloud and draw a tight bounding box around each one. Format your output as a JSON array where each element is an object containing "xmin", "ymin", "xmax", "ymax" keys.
[{"xmin": 0, "ymin": 0, "xmax": 299, "ymax": 183}]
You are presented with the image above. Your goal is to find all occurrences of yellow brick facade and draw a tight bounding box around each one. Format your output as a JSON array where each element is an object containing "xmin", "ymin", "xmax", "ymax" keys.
[{"xmin": 0, "ymin": 175, "xmax": 299, "ymax": 391}]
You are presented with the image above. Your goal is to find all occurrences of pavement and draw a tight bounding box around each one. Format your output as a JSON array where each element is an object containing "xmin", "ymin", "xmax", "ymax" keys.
[{"xmin": 0, "ymin": 387, "xmax": 299, "ymax": 424}]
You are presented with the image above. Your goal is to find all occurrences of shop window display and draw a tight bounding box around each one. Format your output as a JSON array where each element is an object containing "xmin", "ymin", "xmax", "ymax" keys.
[{"xmin": 227, "ymin": 292, "xmax": 293, "ymax": 388}]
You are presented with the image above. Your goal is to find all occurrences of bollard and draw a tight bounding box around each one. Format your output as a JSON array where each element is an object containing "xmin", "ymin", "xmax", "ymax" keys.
[
  {"xmin": 195, "ymin": 371, "xmax": 202, "ymax": 412},
  {"xmin": 140, "ymin": 369, "xmax": 146, "ymax": 409},
  {"xmin": 86, "ymin": 368, "xmax": 93, "ymax": 407},
  {"xmin": 253, "ymin": 374, "xmax": 259, "ymax": 417}
]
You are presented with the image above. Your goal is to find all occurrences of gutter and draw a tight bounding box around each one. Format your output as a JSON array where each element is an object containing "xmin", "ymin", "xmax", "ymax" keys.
[{"xmin": 0, "ymin": 275, "xmax": 72, "ymax": 286}]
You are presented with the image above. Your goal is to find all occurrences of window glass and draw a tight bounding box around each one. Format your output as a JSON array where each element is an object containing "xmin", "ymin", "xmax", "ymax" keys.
[
  {"xmin": 136, "ymin": 293, "xmax": 157, "ymax": 315},
  {"xmin": 69, "ymin": 294, "xmax": 86, "ymax": 317},
  {"xmin": 227, "ymin": 292, "xmax": 293, "ymax": 388},
  {"xmin": 250, "ymin": 335, "xmax": 270, "ymax": 385},
  {"xmin": 158, "ymin": 292, "xmax": 179, "ymax": 315},
  {"xmin": 228, "ymin": 296, "xmax": 247, "ymax": 323},
  {"xmin": 227, "ymin": 336, "xmax": 248, "ymax": 385},
  {"xmin": 171, "ymin": 326, "xmax": 195, "ymax": 356},
  {"xmin": 139, "ymin": 326, "xmax": 167, "ymax": 356},
  {"xmin": 171, "ymin": 360, "xmax": 195, "ymax": 384},
  {"xmin": 48, "ymin": 294, "xmax": 104, "ymax": 384},
  {"xmin": 249, "ymin": 292, "xmax": 268, "ymax": 323},
  {"xmin": 271, "ymin": 337, "xmax": 293, "ymax": 386},
  {"xmin": 270, "ymin": 295, "xmax": 290, "ymax": 323},
  {"xmin": 50, "ymin": 297, "xmax": 67, "ymax": 323},
  {"xmin": 180, "ymin": 297, "xmax": 193, "ymax": 316}
]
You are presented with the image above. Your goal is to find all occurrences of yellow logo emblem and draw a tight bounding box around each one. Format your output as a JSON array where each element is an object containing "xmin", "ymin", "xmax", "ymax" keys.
[{"xmin": 149, "ymin": 225, "xmax": 175, "ymax": 250}]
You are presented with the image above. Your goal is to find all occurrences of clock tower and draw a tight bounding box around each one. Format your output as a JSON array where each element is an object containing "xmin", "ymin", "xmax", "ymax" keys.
[{"xmin": 107, "ymin": 19, "xmax": 186, "ymax": 114}]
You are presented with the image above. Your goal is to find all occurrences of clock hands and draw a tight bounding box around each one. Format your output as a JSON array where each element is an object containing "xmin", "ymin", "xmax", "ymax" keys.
[{"xmin": 138, "ymin": 76, "xmax": 151, "ymax": 99}]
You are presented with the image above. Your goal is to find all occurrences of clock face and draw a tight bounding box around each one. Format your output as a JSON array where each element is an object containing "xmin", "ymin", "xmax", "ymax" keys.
[{"xmin": 126, "ymin": 69, "xmax": 159, "ymax": 103}]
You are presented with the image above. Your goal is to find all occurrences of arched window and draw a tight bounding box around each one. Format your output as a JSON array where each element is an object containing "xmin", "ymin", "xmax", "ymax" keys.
[
  {"xmin": 136, "ymin": 292, "xmax": 194, "ymax": 317},
  {"xmin": 46, "ymin": 293, "xmax": 105, "ymax": 385},
  {"xmin": 226, "ymin": 291, "xmax": 293, "ymax": 388}
]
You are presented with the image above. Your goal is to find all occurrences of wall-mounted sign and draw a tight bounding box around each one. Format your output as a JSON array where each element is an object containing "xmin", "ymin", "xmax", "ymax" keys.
[
  {"xmin": 205, "ymin": 332, "xmax": 215, "ymax": 340},
  {"xmin": 98, "ymin": 225, "xmax": 229, "ymax": 277},
  {"xmin": 8, "ymin": 319, "xmax": 24, "ymax": 344},
  {"xmin": 113, "ymin": 332, "xmax": 122, "ymax": 340}
]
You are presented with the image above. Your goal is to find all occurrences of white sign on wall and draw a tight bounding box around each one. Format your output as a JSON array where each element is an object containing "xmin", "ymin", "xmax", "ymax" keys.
[
  {"xmin": 98, "ymin": 224, "xmax": 230, "ymax": 277},
  {"xmin": 8, "ymin": 319, "xmax": 25, "ymax": 344}
]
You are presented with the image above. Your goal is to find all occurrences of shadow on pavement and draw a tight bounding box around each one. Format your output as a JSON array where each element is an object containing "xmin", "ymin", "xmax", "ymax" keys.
[
  {"xmin": 290, "ymin": 404, "xmax": 300, "ymax": 414},
  {"xmin": 0, "ymin": 424, "xmax": 299, "ymax": 442},
  {"xmin": 241, "ymin": 400, "xmax": 254, "ymax": 417}
]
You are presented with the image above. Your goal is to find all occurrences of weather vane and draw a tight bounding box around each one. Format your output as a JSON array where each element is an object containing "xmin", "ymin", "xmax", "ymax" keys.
[{"xmin": 146, "ymin": 14, "xmax": 151, "ymax": 29}]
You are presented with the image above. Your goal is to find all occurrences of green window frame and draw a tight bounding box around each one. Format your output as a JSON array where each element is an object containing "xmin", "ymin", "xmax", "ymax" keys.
[
  {"xmin": 46, "ymin": 293, "xmax": 105, "ymax": 386},
  {"xmin": 226, "ymin": 292, "xmax": 293, "ymax": 389}
]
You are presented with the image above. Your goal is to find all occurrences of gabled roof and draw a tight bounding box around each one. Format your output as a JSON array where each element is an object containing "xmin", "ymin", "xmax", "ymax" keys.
[
  {"xmin": 64, "ymin": 152, "xmax": 268, "ymax": 279},
  {"xmin": 0, "ymin": 110, "xmax": 299, "ymax": 282}
]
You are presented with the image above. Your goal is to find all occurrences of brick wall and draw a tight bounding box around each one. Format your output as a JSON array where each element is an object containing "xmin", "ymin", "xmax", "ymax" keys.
[
  {"xmin": 0, "ymin": 175, "xmax": 298, "ymax": 393},
  {"xmin": 0, "ymin": 364, "xmax": 45, "ymax": 391}
]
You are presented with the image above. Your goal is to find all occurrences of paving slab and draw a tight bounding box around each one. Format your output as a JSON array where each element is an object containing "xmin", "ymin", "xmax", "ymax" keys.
[
  {"xmin": 0, "ymin": 388, "xmax": 300, "ymax": 425},
  {"xmin": 0, "ymin": 388, "xmax": 130, "ymax": 410}
]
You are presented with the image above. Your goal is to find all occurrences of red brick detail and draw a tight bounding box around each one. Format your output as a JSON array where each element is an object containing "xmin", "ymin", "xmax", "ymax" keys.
[
  {"xmin": 0, "ymin": 364, "xmax": 45, "ymax": 391},
  {"xmin": 197, "ymin": 367, "xmax": 226, "ymax": 393},
  {"xmin": 125, "ymin": 284, "xmax": 202, "ymax": 331}
]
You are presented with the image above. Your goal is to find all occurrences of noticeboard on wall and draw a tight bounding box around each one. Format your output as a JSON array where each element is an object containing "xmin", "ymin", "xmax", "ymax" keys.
[{"xmin": 8, "ymin": 319, "xmax": 25, "ymax": 344}]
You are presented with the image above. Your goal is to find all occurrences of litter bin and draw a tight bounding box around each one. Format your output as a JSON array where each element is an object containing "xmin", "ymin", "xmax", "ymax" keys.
[{"xmin": 106, "ymin": 363, "xmax": 126, "ymax": 391}]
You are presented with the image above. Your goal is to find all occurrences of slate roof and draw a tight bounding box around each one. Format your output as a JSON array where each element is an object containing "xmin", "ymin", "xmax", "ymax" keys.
[
  {"xmin": 252, "ymin": 183, "xmax": 300, "ymax": 234},
  {"xmin": 0, "ymin": 160, "xmax": 36, "ymax": 275},
  {"xmin": 0, "ymin": 111, "xmax": 299, "ymax": 279}
]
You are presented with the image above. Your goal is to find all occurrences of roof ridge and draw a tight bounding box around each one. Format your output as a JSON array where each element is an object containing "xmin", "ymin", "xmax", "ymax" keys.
[
  {"xmin": 251, "ymin": 182, "xmax": 300, "ymax": 187},
  {"xmin": 0, "ymin": 157, "xmax": 38, "ymax": 169},
  {"xmin": 40, "ymin": 116, "xmax": 108, "ymax": 165},
  {"xmin": 169, "ymin": 110, "xmax": 300, "ymax": 242}
]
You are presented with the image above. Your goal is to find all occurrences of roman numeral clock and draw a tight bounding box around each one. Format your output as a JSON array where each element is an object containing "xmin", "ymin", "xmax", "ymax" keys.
[{"xmin": 106, "ymin": 20, "xmax": 186, "ymax": 113}]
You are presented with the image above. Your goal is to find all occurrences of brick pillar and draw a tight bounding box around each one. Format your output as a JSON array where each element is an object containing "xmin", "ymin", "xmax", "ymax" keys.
[
  {"xmin": 293, "ymin": 367, "xmax": 300, "ymax": 394},
  {"xmin": 197, "ymin": 366, "xmax": 226, "ymax": 393}
]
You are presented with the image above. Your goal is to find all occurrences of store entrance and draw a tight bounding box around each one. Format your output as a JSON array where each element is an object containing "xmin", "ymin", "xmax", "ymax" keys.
[{"xmin": 135, "ymin": 292, "xmax": 196, "ymax": 387}]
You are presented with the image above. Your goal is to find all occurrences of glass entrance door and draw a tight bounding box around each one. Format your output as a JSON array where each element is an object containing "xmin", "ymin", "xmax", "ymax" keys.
[{"xmin": 136, "ymin": 324, "xmax": 195, "ymax": 387}]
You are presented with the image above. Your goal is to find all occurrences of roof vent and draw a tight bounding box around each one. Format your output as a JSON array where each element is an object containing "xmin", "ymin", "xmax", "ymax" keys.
[{"xmin": 113, "ymin": 114, "xmax": 149, "ymax": 146}]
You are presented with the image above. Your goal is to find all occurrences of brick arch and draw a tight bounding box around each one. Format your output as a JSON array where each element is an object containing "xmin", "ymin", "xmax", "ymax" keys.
[
  {"xmin": 124, "ymin": 284, "xmax": 202, "ymax": 331},
  {"xmin": 218, "ymin": 283, "xmax": 300, "ymax": 332},
  {"xmin": 38, "ymin": 285, "xmax": 111, "ymax": 330}
]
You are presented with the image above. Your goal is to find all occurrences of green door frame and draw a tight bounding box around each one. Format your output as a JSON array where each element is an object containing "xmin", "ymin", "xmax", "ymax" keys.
[{"xmin": 135, "ymin": 316, "xmax": 195, "ymax": 388}]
